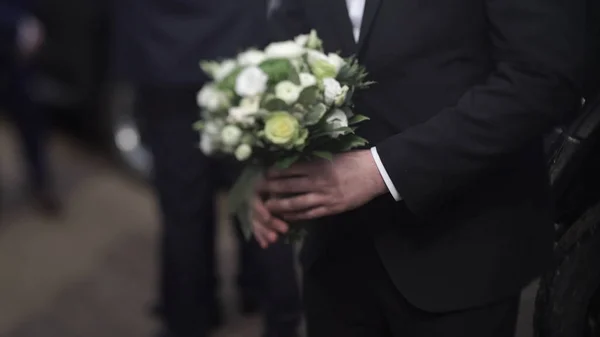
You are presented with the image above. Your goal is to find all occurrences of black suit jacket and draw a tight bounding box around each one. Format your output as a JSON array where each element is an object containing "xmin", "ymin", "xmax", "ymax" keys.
[
  {"xmin": 584, "ymin": 0, "xmax": 600, "ymax": 97},
  {"xmin": 271, "ymin": 0, "xmax": 586, "ymax": 312},
  {"xmin": 118, "ymin": 0, "xmax": 269, "ymax": 86}
]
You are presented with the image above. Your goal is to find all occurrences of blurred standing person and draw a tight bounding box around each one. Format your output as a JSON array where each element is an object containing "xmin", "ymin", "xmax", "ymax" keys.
[
  {"xmin": 0, "ymin": 0, "xmax": 59, "ymax": 214},
  {"xmin": 114, "ymin": 0, "xmax": 302, "ymax": 336}
]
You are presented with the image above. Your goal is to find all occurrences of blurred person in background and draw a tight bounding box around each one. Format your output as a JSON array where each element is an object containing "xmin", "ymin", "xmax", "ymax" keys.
[
  {"xmin": 115, "ymin": 0, "xmax": 301, "ymax": 336},
  {"xmin": 0, "ymin": 0, "xmax": 59, "ymax": 214}
]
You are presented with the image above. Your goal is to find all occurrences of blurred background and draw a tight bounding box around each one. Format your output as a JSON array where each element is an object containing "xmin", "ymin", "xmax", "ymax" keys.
[
  {"xmin": 1, "ymin": 1, "xmax": 293, "ymax": 336},
  {"xmin": 0, "ymin": 0, "xmax": 595, "ymax": 336}
]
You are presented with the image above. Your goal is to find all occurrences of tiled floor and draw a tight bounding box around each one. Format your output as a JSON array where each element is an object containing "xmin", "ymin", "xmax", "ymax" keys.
[{"xmin": 0, "ymin": 120, "xmax": 537, "ymax": 337}]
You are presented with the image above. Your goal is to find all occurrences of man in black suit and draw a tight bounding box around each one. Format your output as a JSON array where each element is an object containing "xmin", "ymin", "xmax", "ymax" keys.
[
  {"xmin": 0, "ymin": 0, "xmax": 58, "ymax": 213},
  {"xmin": 252, "ymin": 0, "xmax": 586, "ymax": 336},
  {"xmin": 117, "ymin": 0, "xmax": 301, "ymax": 336}
]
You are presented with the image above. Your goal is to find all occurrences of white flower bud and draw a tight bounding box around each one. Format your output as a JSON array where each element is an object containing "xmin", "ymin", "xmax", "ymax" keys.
[
  {"xmin": 234, "ymin": 144, "xmax": 253, "ymax": 161},
  {"xmin": 221, "ymin": 125, "xmax": 243, "ymax": 146},
  {"xmin": 235, "ymin": 66, "xmax": 268, "ymax": 97}
]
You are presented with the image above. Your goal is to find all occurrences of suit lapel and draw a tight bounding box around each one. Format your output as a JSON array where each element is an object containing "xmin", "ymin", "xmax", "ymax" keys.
[
  {"xmin": 357, "ymin": 0, "xmax": 382, "ymax": 53},
  {"xmin": 325, "ymin": 0, "xmax": 358, "ymax": 56}
]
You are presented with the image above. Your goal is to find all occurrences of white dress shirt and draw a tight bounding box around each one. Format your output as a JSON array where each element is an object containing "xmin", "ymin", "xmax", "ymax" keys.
[{"xmin": 345, "ymin": 0, "xmax": 402, "ymax": 201}]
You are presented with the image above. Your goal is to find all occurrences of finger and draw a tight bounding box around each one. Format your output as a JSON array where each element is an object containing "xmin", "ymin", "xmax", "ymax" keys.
[
  {"xmin": 252, "ymin": 220, "xmax": 277, "ymax": 248},
  {"xmin": 252, "ymin": 199, "xmax": 290, "ymax": 233},
  {"xmin": 252, "ymin": 196, "xmax": 271, "ymax": 224},
  {"xmin": 262, "ymin": 176, "xmax": 315, "ymax": 194},
  {"xmin": 253, "ymin": 229, "xmax": 268, "ymax": 249},
  {"xmin": 282, "ymin": 206, "xmax": 330, "ymax": 221},
  {"xmin": 266, "ymin": 193, "xmax": 326, "ymax": 214},
  {"xmin": 268, "ymin": 216, "xmax": 290, "ymax": 233}
]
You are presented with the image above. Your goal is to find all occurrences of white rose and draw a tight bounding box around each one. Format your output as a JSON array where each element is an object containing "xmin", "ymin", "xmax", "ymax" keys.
[
  {"xmin": 234, "ymin": 143, "xmax": 253, "ymax": 161},
  {"xmin": 197, "ymin": 85, "xmax": 229, "ymax": 111},
  {"xmin": 275, "ymin": 81, "xmax": 302, "ymax": 105},
  {"xmin": 228, "ymin": 97, "xmax": 260, "ymax": 125},
  {"xmin": 306, "ymin": 29, "xmax": 323, "ymax": 49},
  {"xmin": 237, "ymin": 49, "xmax": 266, "ymax": 66},
  {"xmin": 335, "ymin": 85, "xmax": 349, "ymax": 106},
  {"xmin": 295, "ymin": 30, "xmax": 323, "ymax": 50},
  {"xmin": 228, "ymin": 106, "xmax": 255, "ymax": 126},
  {"xmin": 240, "ymin": 96, "xmax": 261, "ymax": 110},
  {"xmin": 322, "ymin": 78, "xmax": 344, "ymax": 106},
  {"xmin": 299, "ymin": 73, "xmax": 317, "ymax": 88},
  {"xmin": 294, "ymin": 34, "xmax": 309, "ymax": 47},
  {"xmin": 214, "ymin": 60, "xmax": 237, "ymax": 81},
  {"xmin": 221, "ymin": 125, "xmax": 243, "ymax": 146},
  {"xmin": 200, "ymin": 132, "xmax": 218, "ymax": 155},
  {"xmin": 235, "ymin": 66, "xmax": 268, "ymax": 97},
  {"xmin": 265, "ymin": 41, "xmax": 306, "ymax": 59},
  {"xmin": 306, "ymin": 49, "xmax": 329, "ymax": 65},
  {"xmin": 204, "ymin": 120, "xmax": 223, "ymax": 135},
  {"xmin": 307, "ymin": 50, "xmax": 345, "ymax": 78},
  {"xmin": 327, "ymin": 53, "xmax": 346, "ymax": 73},
  {"xmin": 326, "ymin": 109, "xmax": 349, "ymax": 138}
]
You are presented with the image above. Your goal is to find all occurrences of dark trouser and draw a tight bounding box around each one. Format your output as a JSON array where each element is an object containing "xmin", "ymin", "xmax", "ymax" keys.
[
  {"xmin": 137, "ymin": 85, "xmax": 301, "ymax": 337},
  {"xmin": 233, "ymin": 221, "xmax": 303, "ymax": 337},
  {"xmin": 303, "ymin": 236, "xmax": 520, "ymax": 337},
  {"xmin": 1, "ymin": 62, "xmax": 48, "ymax": 190}
]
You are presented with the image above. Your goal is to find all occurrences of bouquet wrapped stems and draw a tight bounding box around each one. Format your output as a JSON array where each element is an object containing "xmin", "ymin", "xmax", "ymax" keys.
[{"xmin": 227, "ymin": 164, "xmax": 310, "ymax": 243}]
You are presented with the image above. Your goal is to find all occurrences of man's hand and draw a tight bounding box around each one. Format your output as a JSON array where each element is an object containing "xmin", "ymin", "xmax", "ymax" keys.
[
  {"xmin": 263, "ymin": 150, "xmax": 387, "ymax": 221},
  {"xmin": 250, "ymin": 150, "xmax": 386, "ymax": 248},
  {"xmin": 251, "ymin": 194, "xmax": 290, "ymax": 248}
]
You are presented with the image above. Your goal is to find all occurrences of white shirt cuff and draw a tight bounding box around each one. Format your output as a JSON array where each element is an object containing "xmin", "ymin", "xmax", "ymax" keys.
[{"xmin": 370, "ymin": 147, "xmax": 401, "ymax": 201}]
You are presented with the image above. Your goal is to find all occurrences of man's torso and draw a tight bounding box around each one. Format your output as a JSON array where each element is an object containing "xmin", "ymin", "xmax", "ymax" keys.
[{"xmin": 292, "ymin": 0, "xmax": 555, "ymax": 312}]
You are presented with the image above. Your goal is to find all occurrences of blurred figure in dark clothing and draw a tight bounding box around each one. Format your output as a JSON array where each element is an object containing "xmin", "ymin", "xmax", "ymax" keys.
[
  {"xmin": 0, "ymin": 0, "xmax": 59, "ymax": 214},
  {"xmin": 114, "ymin": 1, "xmax": 301, "ymax": 336},
  {"xmin": 583, "ymin": 0, "xmax": 600, "ymax": 98}
]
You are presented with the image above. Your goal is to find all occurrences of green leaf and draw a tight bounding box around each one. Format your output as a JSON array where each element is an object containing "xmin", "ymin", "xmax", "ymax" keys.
[
  {"xmin": 339, "ymin": 134, "xmax": 369, "ymax": 151},
  {"xmin": 312, "ymin": 151, "xmax": 333, "ymax": 161},
  {"xmin": 349, "ymin": 114, "xmax": 370, "ymax": 125},
  {"xmin": 263, "ymin": 98, "xmax": 289, "ymax": 111},
  {"xmin": 259, "ymin": 58, "xmax": 295, "ymax": 84},
  {"xmin": 343, "ymin": 87, "xmax": 355, "ymax": 105},
  {"xmin": 287, "ymin": 68, "xmax": 301, "ymax": 85},
  {"xmin": 312, "ymin": 126, "xmax": 354, "ymax": 138},
  {"xmin": 297, "ymin": 86, "xmax": 320, "ymax": 106},
  {"xmin": 192, "ymin": 121, "xmax": 205, "ymax": 131},
  {"xmin": 303, "ymin": 103, "xmax": 328, "ymax": 126},
  {"xmin": 236, "ymin": 202, "xmax": 254, "ymax": 241},
  {"xmin": 217, "ymin": 67, "xmax": 242, "ymax": 91},
  {"xmin": 227, "ymin": 165, "xmax": 263, "ymax": 216},
  {"xmin": 275, "ymin": 154, "xmax": 301, "ymax": 169},
  {"xmin": 336, "ymin": 56, "xmax": 375, "ymax": 90}
]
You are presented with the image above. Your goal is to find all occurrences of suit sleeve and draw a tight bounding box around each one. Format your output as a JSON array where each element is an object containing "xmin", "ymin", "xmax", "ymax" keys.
[
  {"xmin": 375, "ymin": 0, "xmax": 586, "ymax": 217},
  {"xmin": 268, "ymin": 0, "xmax": 311, "ymax": 42}
]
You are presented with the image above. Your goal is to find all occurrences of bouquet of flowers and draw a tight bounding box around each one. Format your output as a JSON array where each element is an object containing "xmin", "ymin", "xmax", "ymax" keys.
[{"xmin": 194, "ymin": 30, "xmax": 373, "ymax": 241}]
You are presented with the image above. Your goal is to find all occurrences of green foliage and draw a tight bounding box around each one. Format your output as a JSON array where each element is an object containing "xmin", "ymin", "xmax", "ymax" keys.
[
  {"xmin": 217, "ymin": 67, "xmax": 243, "ymax": 91},
  {"xmin": 297, "ymin": 86, "xmax": 320, "ymax": 106},
  {"xmin": 303, "ymin": 103, "xmax": 328, "ymax": 126},
  {"xmin": 192, "ymin": 121, "xmax": 205, "ymax": 131},
  {"xmin": 275, "ymin": 154, "xmax": 301, "ymax": 169},
  {"xmin": 263, "ymin": 97, "xmax": 289, "ymax": 111},
  {"xmin": 312, "ymin": 151, "xmax": 333, "ymax": 161},
  {"xmin": 228, "ymin": 165, "xmax": 264, "ymax": 240},
  {"xmin": 349, "ymin": 114, "xmax": 370, "ymax": 125},
  {"xmin": 336, "ymin": 57, "xmax": 375, "ymax": 89},
  {"xmin": 259, "ymin": 58, "xmax": 297, "ymax": 85}
]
